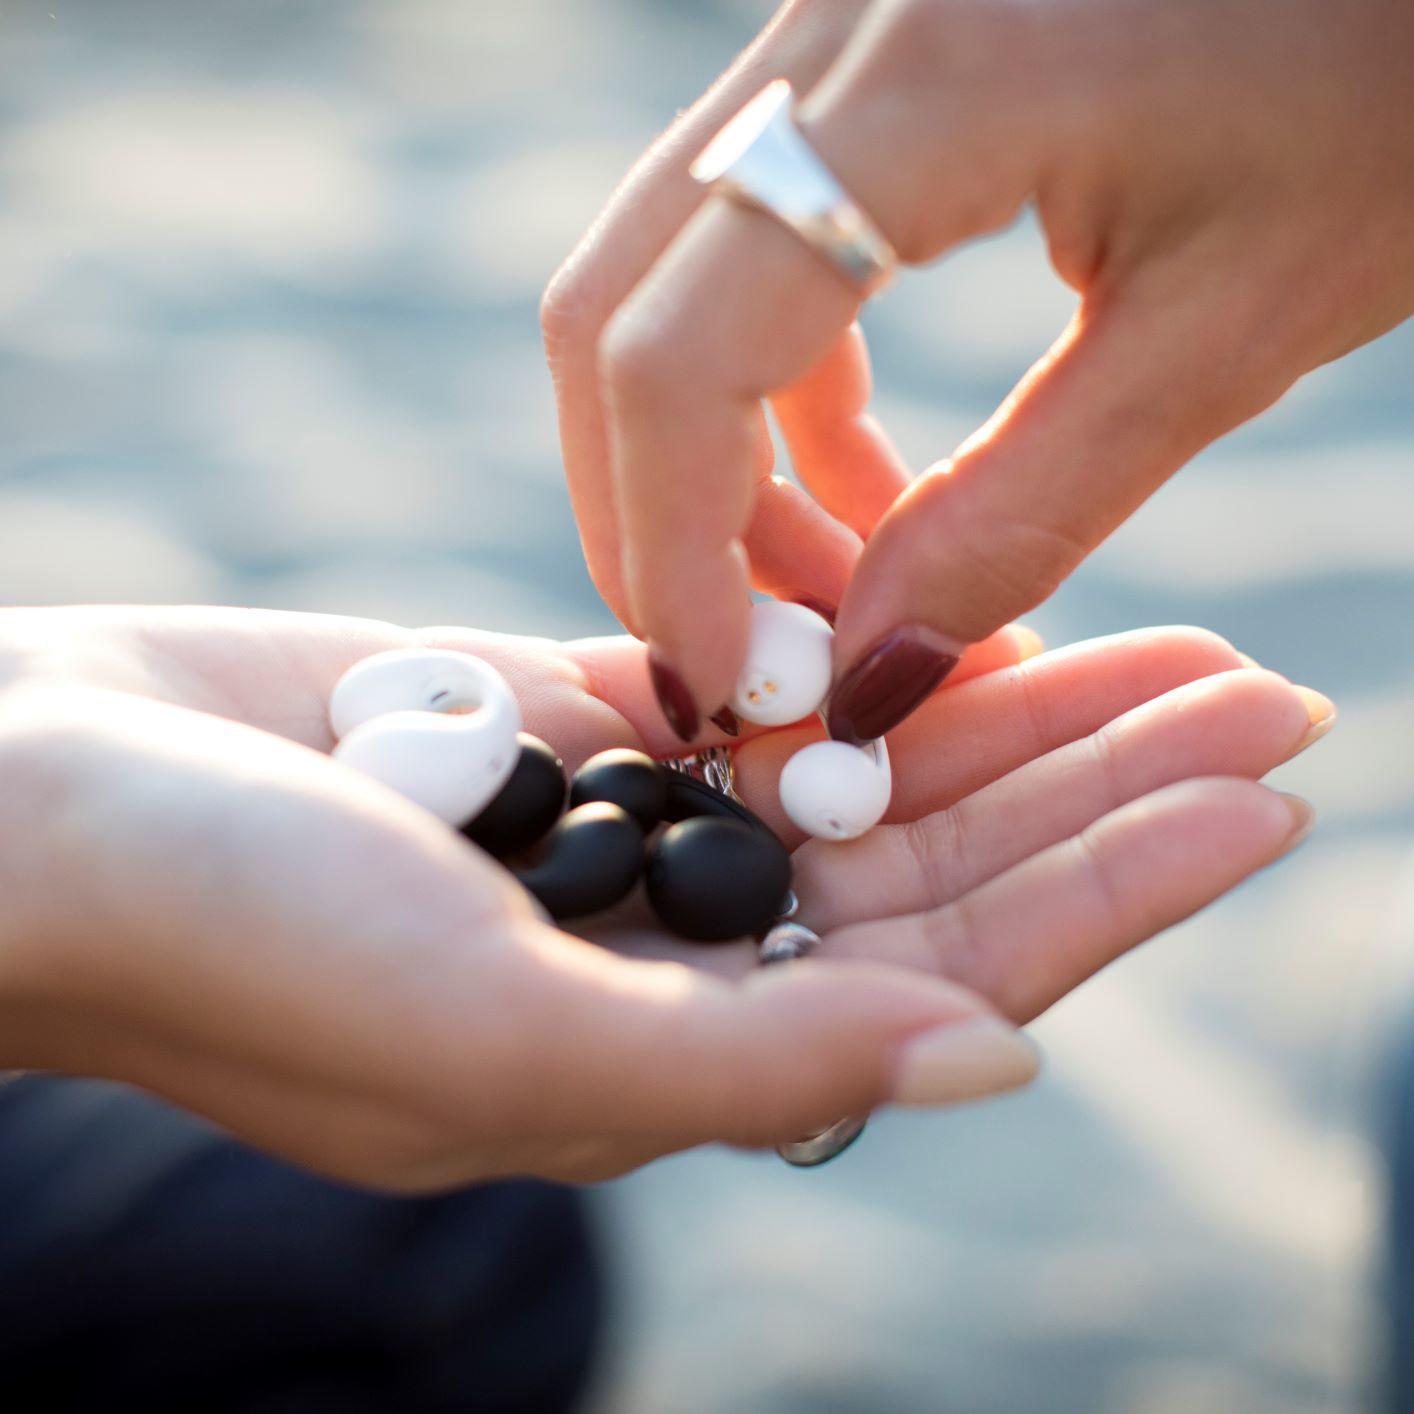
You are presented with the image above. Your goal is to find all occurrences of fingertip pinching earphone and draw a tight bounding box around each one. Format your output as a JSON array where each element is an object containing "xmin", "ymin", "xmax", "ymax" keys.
[
  {"xmin": 730, "ymin": 600, "xmax": 892, "ymax": 841},
  {"xmin": 325, "ymin": 593, "xmax": 894, "ymax": 920},
  {"xmin": 729, "ymin": 600, "xmax": 834, "ymax": 727}
]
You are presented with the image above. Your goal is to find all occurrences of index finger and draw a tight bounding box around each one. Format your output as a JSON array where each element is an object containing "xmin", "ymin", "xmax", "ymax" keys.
[
  {"xmin": 601, "ymin": 195, "xmax": 862, "ymax": 723},
  {"xmin": 543, "ymin": 0, "xmax": 869, "ymax": 630}
]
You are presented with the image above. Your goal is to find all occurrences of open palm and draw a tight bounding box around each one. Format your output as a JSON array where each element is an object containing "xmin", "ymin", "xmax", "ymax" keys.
[{"xmin": 0, "ymin": 607, "xmax": 1326, "ymax": 1189}]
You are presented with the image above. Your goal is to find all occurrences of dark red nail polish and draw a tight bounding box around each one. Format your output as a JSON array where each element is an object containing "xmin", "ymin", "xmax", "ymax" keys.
[
  {"xmin": 648, "ymin": 647, "xmax": 700, "ymax": 742},
  {"xmin": 709, "ymin": 705, "xmax": 741, "ymax": 738},
  {"xmin": 791, "ymin": 596, "xmax": 838, "ymax": 627},
  {"xmin": 827, "ymin": 628, "xmax": 960, "ymax": 745}
]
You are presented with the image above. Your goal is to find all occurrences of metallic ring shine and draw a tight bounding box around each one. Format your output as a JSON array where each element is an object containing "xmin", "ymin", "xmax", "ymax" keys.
[
  {"xmin": 758, "ymin": 924, "xmax": 870, "ymax": 1167},
  {"xmin": 690, "ymin": 78, "xmax": 899, "ymax": 298},
  {"xmin": 757, "ymin": 918, "xmax": 818, "ymax": 966},
  {"xmin": 663, "ymin": 744, "xmax": 739, "ymax": 801},
  {"xmin": 776, "ymin": 1114, "xmax": 870, "ymax": 1168}
]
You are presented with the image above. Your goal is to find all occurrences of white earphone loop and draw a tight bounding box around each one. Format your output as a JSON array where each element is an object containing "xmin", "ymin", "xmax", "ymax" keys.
[
  {"xmin": 857, "ymin": 733, "xmax": 891, "ymax": 790},
  {"xmin": 329, "ymin": 650, "xmax": 522, "ymax": 826},
  {"xmin": 329, "ymin": 648, "xmax": 522, "ymax": 739}
]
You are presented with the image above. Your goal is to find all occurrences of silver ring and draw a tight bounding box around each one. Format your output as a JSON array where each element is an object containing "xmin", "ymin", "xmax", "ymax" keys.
[
  {"xmin": 758, "ymin": 918, "xmax": 818, "ymax": 967},
  {"xmin": 690, "ymin": 79, "xmax": 898, "ymax": 297},
  {"xmin": 758, "ymin": 919, "xmax": 870, "ymax": 1167},
  {"xmin": 776, "ymin": 1115, "xmax": 869, "ymax": 1168}
]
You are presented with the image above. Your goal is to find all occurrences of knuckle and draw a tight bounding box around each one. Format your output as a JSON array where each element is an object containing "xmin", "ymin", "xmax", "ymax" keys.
[
  {"xmin": 1086, "ymin": 720, "xmax": 1127, "ymax": 812},
  {"xmin": 598, "ymin": 306, "xmax": 681, "ymax": 405},
  {"xmin": 932, "ymin": 892, "xmax": 1035, "ymax": 1017},
  {"xmin": 923, "ymin": 892, "xmax": 978, "ymax": 980},
  {"xmin": 1011, "ymin": 646, "xmax": 1056, "ymax": 756},
  {"xmin": 857, "ymin": 0, "xmax": 1071, "ymax": 258},
  {"xmin": 950, "ymin": 504, "xmax": 1090, "ymax": 627},
  {"xmin": 1073, "ymin": 824, "xmax": 1128, "ymax": 936},
  {"xmin": 899, "ymin": 811, "xmax": 962, "ymax": 907},
  {"xmin": 539, "ymin": 261, "xmax": 590, "ymax": 360},
  {"xmin": 882, "ymin": 0, "xmax": 1055, "ymax": 88}
]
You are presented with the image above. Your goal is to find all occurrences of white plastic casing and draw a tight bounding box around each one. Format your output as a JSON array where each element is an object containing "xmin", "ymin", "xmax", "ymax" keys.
[
  {"xmin": 731, "ymin": 601, "xmax": 834, "ymax": 727},
  {"xmin": 328, "ymin": 649, "xmax": 522, "ymax": 825},
  {"xmin": 779, "ymin": 736, "xmax": 891, "ymax": 841}
]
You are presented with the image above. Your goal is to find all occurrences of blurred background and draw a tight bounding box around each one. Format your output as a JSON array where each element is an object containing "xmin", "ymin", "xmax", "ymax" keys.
[{"xmin": 2, "ymin": 1, "xmax": 1412, "ymax": 1410}]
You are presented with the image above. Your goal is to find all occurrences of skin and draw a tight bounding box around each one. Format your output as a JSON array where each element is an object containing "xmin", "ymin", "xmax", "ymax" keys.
[
  {"xmin": 0, "ymin": 606, "xmax": 1329, "ymax": 1190},
  {"xmin": 544, "ymin": 0, "xmax": 1414, "ymax": 722}
]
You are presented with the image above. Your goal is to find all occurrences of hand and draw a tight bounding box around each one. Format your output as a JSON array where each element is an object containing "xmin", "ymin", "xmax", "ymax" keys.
[
  {"xmin": 0, "ymin": 608, "xmax": 1327, "ymax": 1189},
  {"xmin": 544, "ymin": 0, "xmax": 1414, "ymax": 739}
]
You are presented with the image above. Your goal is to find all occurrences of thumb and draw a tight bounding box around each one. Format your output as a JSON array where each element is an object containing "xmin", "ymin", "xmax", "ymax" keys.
[
  {"xmin": 513, "ymin": 929, "xmax": 1040, "ymax": 1149},
  {"xmin": 827, "ymin": 277, "xmax": 1293, "ymax": 744}
]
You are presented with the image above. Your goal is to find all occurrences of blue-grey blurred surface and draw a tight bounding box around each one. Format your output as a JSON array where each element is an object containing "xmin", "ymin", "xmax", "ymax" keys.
[{"xmin": 2, "ymin": 2, "xmax": 1412, "ymax": 1410}]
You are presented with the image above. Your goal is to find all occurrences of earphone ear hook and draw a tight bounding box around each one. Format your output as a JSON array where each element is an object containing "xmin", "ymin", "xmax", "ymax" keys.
[
  {"xmin": 328, "ymin": 650, "xmax": 523, "ymax": 826},
  {"xmin": 330, "ymin": 648, "xmax": 522, "ymax": 739},
  {"xmin": 438, "ymin": 655, "xmax": 521, "ymax": 742},
  {"xmin": 858, "ymin": 733, "xmax": 891, "ymax": 790}
]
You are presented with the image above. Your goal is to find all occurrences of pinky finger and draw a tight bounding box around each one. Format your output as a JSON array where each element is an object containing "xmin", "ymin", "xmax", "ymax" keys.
[{"xmin": 823, "ymin": 778, "xmax": 1312, "ymax": 1023}]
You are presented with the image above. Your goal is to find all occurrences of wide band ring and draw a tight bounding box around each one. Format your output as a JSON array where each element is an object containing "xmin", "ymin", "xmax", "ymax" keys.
[{"xmin": 690, "ymin": 79, "xmax": 898, "ymax": 297}]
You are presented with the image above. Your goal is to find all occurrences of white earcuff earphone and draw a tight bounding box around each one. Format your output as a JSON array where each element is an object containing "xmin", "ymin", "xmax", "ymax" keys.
[
  {"xmin": 731, "ymin": 601, "xmax": 892, "ymax": 841},
  {"xmin": 329, "ymin": 648, "xmax": 522, "ymax": 826},
  {"xmin": 730, "ymin": 601, "xmax": 834, "ymax": 727},
  {"xmin": 778, "ymin": 735, "xmax": 891, "ymax": 841},
  {"xmin": 330, "ymin": 616, "xmax": 893, "ymax": 844}
]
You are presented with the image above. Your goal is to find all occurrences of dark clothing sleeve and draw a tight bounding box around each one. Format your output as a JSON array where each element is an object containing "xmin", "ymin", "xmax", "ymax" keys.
[{"xmin": 0, "ymin": 1077, "xmax": 602, "ymax": 1414}]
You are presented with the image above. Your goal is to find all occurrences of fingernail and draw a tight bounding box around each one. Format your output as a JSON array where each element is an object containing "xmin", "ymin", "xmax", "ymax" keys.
[
  {"xmin": 892, "ymin": 1017, "xmax": 1041, "ymax": 1107},
  {"xmin": 827, "ymin": 627, "xmax": 962, "ymax": 745},
  {"xmin": 1290, "ymin": 686, "xmax": 1337, "ymax": 756},
  {"xmin": 648, "ymin": 647, "xmax": 699, "ymax": 742},
  {"xmin": 791, "ymin": 596, "xmax": 838, "ymax": 627},
  {"xmin": 1276, "ymin": 792, "xmax": 1316, "ymax": 855},
  {"xmin": 709, "ymin": 705, "xmax": 741, "ymax": 738}
]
